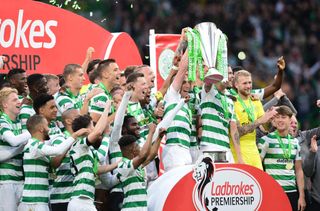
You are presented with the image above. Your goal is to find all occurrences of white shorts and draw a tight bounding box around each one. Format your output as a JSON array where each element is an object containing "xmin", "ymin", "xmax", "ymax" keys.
[
  {"xmin": 67, "ymin": 197, "xmax": 97, "ymax": 211},
  {"xmin": 190, "ymin": 146, "xmax": 200, "ymax": 164},
  {"xmin": 0, "ymin": 183, "xmax": 23, "ymax": 211},
  {"xmin": 162, "ymin": 145, "xmax": 192, "ymax": 172},
  {"xmin": 18, "ymin": 203, "xmax": 50, "ymax": 211},
  {"xmin": 199, "ymin": 145, "xmax": 234, "ymax": 163}
]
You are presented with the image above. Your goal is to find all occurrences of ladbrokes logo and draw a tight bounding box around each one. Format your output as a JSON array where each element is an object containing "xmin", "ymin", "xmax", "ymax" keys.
[
  {"xmin": 192, "ymin": 157, "xmax": 262, "ymax": 211},
  {"xmin": 0, "ymin": 9, "xmax": 57, "ymax": 49},
  {"xmin": 0, "ymin": 9, "xmax": 58, "ymax": 70}
]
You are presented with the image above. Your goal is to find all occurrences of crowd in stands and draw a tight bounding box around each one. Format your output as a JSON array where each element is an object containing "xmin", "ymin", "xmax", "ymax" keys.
[{"xmin": 0, "ymin": 1, "xmax": 319, "ymax": 211}]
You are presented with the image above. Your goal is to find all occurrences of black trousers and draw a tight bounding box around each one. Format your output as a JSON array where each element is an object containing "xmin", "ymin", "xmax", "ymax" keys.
[
  {"xmin": 107, "ymin": 192, "xmax": 124, "ymax": 211},
  {"xmin": 309, "ymin": 197, "xmax": 320, "ymax": 211},
  {"xmin": 51, "ymin": 202, "xmax": 68, "ymax": 211},
  {"xmin": 287, "ymin": 192, "xmax": 299, "ymax": 211}
]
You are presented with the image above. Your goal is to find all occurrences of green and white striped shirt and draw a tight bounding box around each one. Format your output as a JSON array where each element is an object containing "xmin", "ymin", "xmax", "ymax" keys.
[
  {"xmin": 50, "ymin": 132, "xmax": 74, "ymax": 204},
  {"xmin": 69, "ymin": 137, "xmax": 97, "ymax": 200},
  {"xmin": 21, "ymin": 136, "xmax": 74, "ymax": 203},
  {"xmin": 117, "ymin": 158, "xmax": 147, "ymax": 211},
  {"xmin": 164, "ymin": 86, "xmax": 192, "ymax": 149},
  {"xmin": 258, "ymin": 132, "xmax": 301, "ymax": 193},
  {"xmin": 49, "ymin": 121, "xmax": 63, "ymax": 138},
  {"xmin": 54, "ymin": 89, "xmax": 83, "ymax": 129},
  {"xmin": 19, "ymin": 97, "xmax": 35, "ymax": 132},
  {"xmin": 200, "ymin": 86, "xmax": 236, "ymax": 150},
  {"xmin": 0, "ymin": 115, "xmax": 24, "ymax": 183},
  {"xmin": 127, "ymin": 102, "xmax": 149, "ymax": 142},
  {"xmin": 88, "ymin": 82, "xmax": 114, "ymax": 115}
]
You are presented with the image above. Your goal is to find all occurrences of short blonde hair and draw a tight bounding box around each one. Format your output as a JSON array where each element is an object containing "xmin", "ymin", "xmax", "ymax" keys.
[
  {"xmin": 0, "ymin": 87, "xmax": 18, "ymax": 111},
  {"xmin": 45, "ymin": 74, "xmax": 59, "ymax": 81},
  {"xmin": 234, "ymin": 70, "xmax": 251, "ymax": 83}
]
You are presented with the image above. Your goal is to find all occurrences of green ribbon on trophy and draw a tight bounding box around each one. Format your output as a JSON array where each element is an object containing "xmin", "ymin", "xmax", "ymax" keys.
[
  {"xmin": 186, "ymin": 28, "xmax": 204, "ymax": 82},
  {"xmin": 216, "ymin": 33, "xmax": 228, "ymax": 81}
]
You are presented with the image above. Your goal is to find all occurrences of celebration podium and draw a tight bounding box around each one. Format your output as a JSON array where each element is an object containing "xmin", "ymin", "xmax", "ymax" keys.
[{"xmin": 148, "ymin": 162, "xmax": 292, "ymax": 211}]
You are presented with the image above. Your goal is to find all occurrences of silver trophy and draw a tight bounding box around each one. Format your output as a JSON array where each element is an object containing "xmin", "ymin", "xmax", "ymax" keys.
[
  {"xmin": 195, "ymin": 22, "xmax": 224, "ymax": 84},
  {"xmin": 202, "ymin": 151, "xmax": 228, "ymax": 163}
]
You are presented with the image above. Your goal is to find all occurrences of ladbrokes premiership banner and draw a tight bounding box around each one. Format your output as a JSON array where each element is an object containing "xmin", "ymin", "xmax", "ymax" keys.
[
  {"xmin": 149, "ymin": 160, "xmax": 292, "ymax": 211},
  {"xmin": 0, "ymin": 0, "xmax": 142, "ymax": 75},
  {"xmin": 149, "ymin": 30, "xmax": 180, "ymax": 90}
]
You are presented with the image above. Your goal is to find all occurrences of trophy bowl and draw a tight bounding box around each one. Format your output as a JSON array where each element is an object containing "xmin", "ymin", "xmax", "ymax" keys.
[{"xmin": 194, "ymin": 22, "xmax": 224, "ymax": 84}]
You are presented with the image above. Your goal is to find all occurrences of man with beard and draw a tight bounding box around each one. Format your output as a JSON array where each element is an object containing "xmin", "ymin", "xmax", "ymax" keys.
[
  {"xmin": 6, "ymin": 68, "xmax": 28, "ymax": 98},
  {"xmin": 19, "ymin": 74, "xmax": 49, "ymax": 131},
  {"xmin": 18, "ymin": 115, "xmax": 86, "ymax": 211},
  {"xmin": 89, "ymin": 59, "xmax": 121, "ymax": 124},
  {"xmin": 258, "ymin": 106, "xmax": 306, "ymax": 211},
  {"xmin": 232, "ymin": 70, "xmax": 277, "ymax": 169},
  {"xmin": 0, "ymin": 87, "xmax": 31, "ymax": 211},
  {"xmin": 228, "ymin": 56, "xmax": 285, "ymax": 100}
]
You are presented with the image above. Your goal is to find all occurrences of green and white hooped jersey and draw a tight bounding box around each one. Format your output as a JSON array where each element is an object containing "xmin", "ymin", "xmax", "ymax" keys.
[
  {"xmin": 109, "ymin": 137, "xmax": 123, "ymax": 193},
  {"xmin": 50, "ymin": 132, "xmax": 74, "ymax": 204},
  {"xmin": 199, "ymin": 86, "xmax": 236, "ymax": 150},
  {"xmin": 127, "ymin": 102, "xmax": 149, "ymax": 142},
  {"xmin": 258, "ymin": 132, "xmax": 301, "ymax": 193},
  {"xmin": 0, "ymin": 115, "xmax": 24, "ymax": 183},
  {"xmin": 88, "ymin": 82, "xmax": 114, "ymax": 115},
  {"xmin": 117, "ymin": 158, "xmax": 147, "ymax": 211},
  {"xmin": 164, "ymin": 86, "xmax": 192, "ymax": 149},
  {"xmin": 54, "ymin": 89, "xmax": 83, "ymax": 130},
  {"xmin": 69, "ymin": 137, "xmax": 97, "ymax": 200},
  {"xmin": 19, "ymin": 98, "xmax": 35, "ymax": 132},
  {"xmin": 49, "ymin": 121, "xmax": 63, "ymax": 138},
  {"xmin": 21, "ymin": 138, "xmax": 51, "ymax": 204}
]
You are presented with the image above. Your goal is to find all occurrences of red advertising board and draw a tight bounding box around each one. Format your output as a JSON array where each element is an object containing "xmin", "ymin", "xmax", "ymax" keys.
[
  {"xmin": 0, "ymin": 0, "xmax": 142, "ymax": 76},
  {"xmin": 148, "ymin": 162, "xmax": 292, "ymax": 211}
]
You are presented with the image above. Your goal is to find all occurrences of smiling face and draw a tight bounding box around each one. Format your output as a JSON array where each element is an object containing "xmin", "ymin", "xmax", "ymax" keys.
[
  {"xmin": 39, "ymin": 99, "xmax": 58, "ymax": 122},
  {"xmin": 133, "ymin": 77, "xmax": 148, "ymax": 101},
  {"xmin": 235, "ymin": 75, "xmax": 252, "ymax": 97},
  {"xmin": 10, "ymin": 72, "xmax": 28, "ymax": 95},
  {"xmin": 125, "ymin": 117, "xmax": 141, "ymax": 138},
  {"xmin": 180, "ymin": 79, "xmax": 191, "ymax": 98},
  {"xmin": 47, "ymin": 78, "xmax": 60, "ymax": 95},
  {"xmin": 274, "ymin": 114, "xmax": 291, "ymax": 132},
  {"xmin": 138, "ymin": 66, "xmax": 155, "ymax": 89},
  {"xmin": 102, "ymin": 62, "xmax": 121, "ymax": 88},
  {"xmin": 3, "ymin": 92, "xmax": 21, "ymax": 116}
]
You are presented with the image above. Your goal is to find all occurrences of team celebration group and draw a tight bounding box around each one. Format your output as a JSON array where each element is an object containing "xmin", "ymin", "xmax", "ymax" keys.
[{"xmin": 0, "ymin": 31, "xmax": 319, "ymax": 211}]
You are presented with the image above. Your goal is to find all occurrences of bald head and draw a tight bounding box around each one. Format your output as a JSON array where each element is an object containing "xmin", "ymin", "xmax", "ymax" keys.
[{"xmin": 62, "ymin": 109, "xmax": 80, "ymax": 129}]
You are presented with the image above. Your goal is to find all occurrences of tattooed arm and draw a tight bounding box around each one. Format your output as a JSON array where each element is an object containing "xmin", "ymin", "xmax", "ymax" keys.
[
  {"xmin": 237, "ymin": 108, "xmax": 278, "ymax": 137},
  {"xmin": 230, "ymin": 121, "xmax": 244, "ymax": 164}
]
